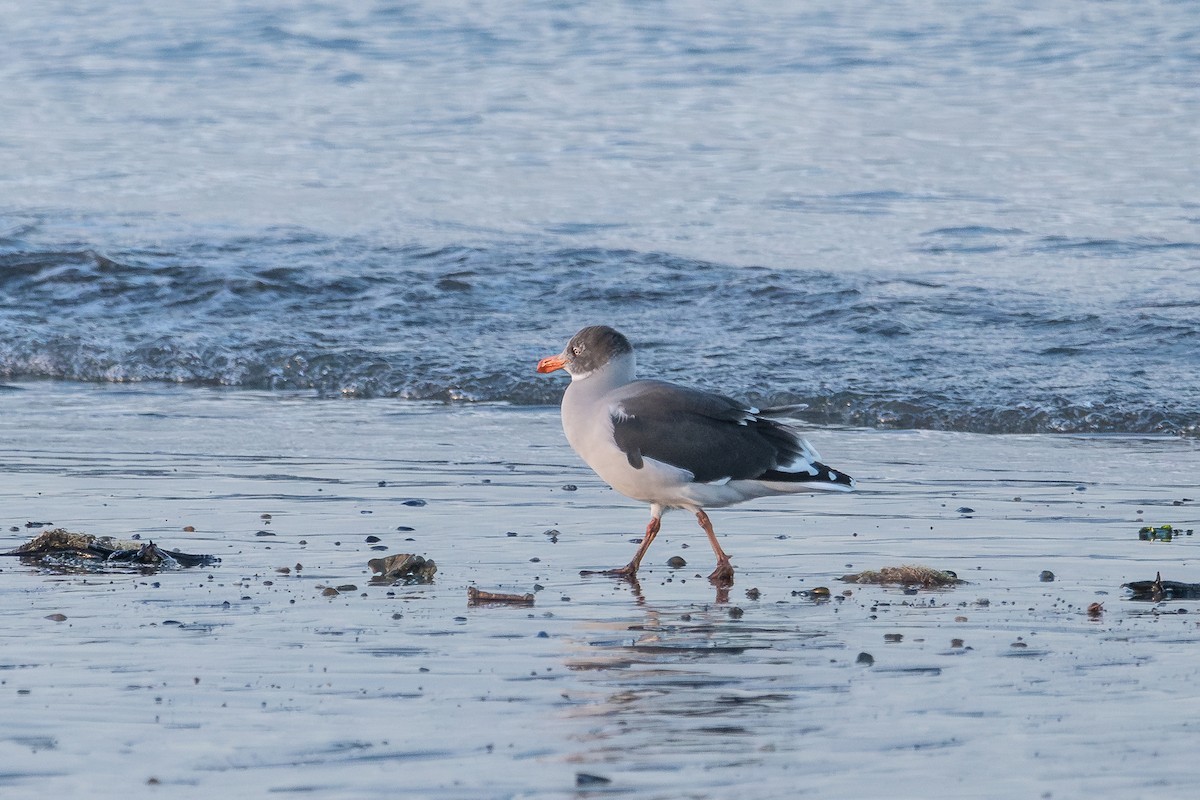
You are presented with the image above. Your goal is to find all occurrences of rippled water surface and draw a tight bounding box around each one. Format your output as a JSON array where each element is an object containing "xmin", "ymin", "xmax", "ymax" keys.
[{"xmin": 2, "ymin": 0, "xmax": 1198, "ymax": 433}]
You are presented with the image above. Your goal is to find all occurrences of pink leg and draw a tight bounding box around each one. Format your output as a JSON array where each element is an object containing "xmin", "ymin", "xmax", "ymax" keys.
[
  {"xmin": 696, "ymin": 510, "xmax": 734, "ymax": 586},
  {"xmin": 581, "ymin": 515, "xmax": 661, "ymax": 578}
]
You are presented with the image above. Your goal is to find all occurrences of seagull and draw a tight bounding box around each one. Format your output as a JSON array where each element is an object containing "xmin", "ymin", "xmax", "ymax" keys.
[{"xmin": 536, "ymin": 325, "xmax": 855, "ymax": 586}]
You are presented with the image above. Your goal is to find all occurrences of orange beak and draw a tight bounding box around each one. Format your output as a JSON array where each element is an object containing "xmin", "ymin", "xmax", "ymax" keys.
[{"xmin": 536, "ymin": 354, "xmax": 568, "ymax": 373}]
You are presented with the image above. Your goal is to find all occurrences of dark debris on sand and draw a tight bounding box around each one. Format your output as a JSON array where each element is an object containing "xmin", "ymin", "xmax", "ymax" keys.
[
  {"xmin": 840, "ymin": 565, "xmax": 965, "ymax": 588},
  {"xmin": 2, "ymin": 528, "xmax": 219, "ymax": 570}
]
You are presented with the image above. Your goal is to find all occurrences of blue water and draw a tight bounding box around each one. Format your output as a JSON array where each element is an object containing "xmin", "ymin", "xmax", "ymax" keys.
[{"xmin": 2, "ymin": 1, "xmax": 1198, "ymax": 434}]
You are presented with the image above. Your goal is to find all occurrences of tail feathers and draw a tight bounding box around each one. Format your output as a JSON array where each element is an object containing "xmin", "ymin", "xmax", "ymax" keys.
[{"xmin": 755, "ymin": 403, "xmax": 810, "ymax": 420}]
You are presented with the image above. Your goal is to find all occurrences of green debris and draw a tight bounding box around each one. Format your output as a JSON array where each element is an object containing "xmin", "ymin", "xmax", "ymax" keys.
[{"xmin": 1138, "ymin": 524, "xmax": 1193, "ymax": 541}]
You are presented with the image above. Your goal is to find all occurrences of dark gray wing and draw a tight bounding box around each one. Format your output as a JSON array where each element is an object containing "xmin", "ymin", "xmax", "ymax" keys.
[{"xmin": 609, "ymin": 381, "xmax": 814, "ymax": 483}]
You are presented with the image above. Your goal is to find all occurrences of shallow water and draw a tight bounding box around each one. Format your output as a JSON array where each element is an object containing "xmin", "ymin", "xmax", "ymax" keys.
[{"xmin": 3, "ymin": 384, "xmax": 1199, "ymax": 798}]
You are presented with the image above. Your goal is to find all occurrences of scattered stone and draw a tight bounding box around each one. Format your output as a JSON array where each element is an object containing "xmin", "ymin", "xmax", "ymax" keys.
[
  {"xmin": 728, "ymin": 606, "xmax": 744, "ymax": 619},
  {"xmin": 255, "ymin": 530, "xmax": 275, "ymax": 537},
  {"xmin": 884, "ymin": 633, "xmax": 903, "ymax": 643},
  {"xmin": 368, "ymin": 554, "xmax": 437, "ymax": 584},
  {"xmin": 561, "ymin": 484, "xmax": 577, "ymax": 491},
  {"xmin": 182, "ymin": 525, "xmax": 195, "ymax": 532},
  {"xmin": 950, "ymin": 638, "xmax": 964, "ymax": 648},
  {"xmin": 1087, "ymin": 602, "xmax": 1104, "ymax": 618},
  {"xmin": 745, "ymin": 587, "xmax": 761, "ymax": 600},
  {"xmin": 956, "ymin": 507, "xmax": 975, "ymax": 514},
  {"xmin": 25, "ymin": 521, "xmax": 52, "ymax": 528},
  {"xmin": 402, "ymin": 499, "xmax": 427, "ymax": 507},
  {"xmin": 365, "ymin": 535, "xmax": 381, "ymax": 543},
  {"xmin": 666, "ymin": 555, "xmax": 687, "ymax": 568},
  {"xmin": 45, "ymin": 613, "xmax": 67, "ymax": 622},
  {"xmin": 467, "ymin": 587, "xmax": 535, "ymax": 606},
  {"xmin": 260, "ymin": 514, "xmax": 272, "ymax": 520},
  {"xmin": 1039, "ymin": 570, "xmax": 1055, "ymax": 582},
  {"xmin": 856, "ymin": 652, "xmax": 874, "ymax": 666},
  {"xmin": 321, "ymin": 587, "xmax": 340, "ymax": 597},
  {"xmin": 575, "ymin": 773, "xmax": 611, "ymax": 787}
]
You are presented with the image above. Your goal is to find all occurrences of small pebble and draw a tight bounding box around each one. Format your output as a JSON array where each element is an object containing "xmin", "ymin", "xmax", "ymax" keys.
[
  {"xmin": 728, "ymin": 606, "xmax": 744, "ymax": 619},
  {"xmin": 957, "ymin": 507, "xmax": 975, "ymax": 514},
  {"xmin": 1039, "ymin": 570, "xmax": 1055, "ymax": 582},
  {"xmin": 561, "ymin": 484, "xmax": 577, "ymax": 491},
  {"xmin": 402, "ymin": 499, "xmax": 427, "ymax": 507},
  {"xmin": 45, "ymin": 613, "xmax": 67, "ymax": 622},
  {"xmin": 884, "ymin": 633, "xmax": 903, "ymax": 643},
  {"xmin": 950, "ymin": 638, "xmax": 965, "ymax": 648},
  {"xmin": 576, "ymin": 773, "xmax": 611, "ymax": 787},
  {"xmin": 182, "ymin": 525, "xmax": 195, "ymax": 532},
  {"xmin": 745, "ymin": 587, "xmax": 761, "ymax": 600},
  {"xmin": 365, "ymin": 535, "xmax": 381, "ymax": 543},
  {"xmin": 321, "ymin": 587, "xmax": 339, "ymax": 597},
  {"xmin": 260, "ymin": 514, "xmax": 272, "ymax": 520},
  {"xmin": 856, "ymin": 652, "xmax": 874, "ymax": 665},
  {"xmin": 666, "ymin": 556, "xmax": 687, "ymax": 568}
]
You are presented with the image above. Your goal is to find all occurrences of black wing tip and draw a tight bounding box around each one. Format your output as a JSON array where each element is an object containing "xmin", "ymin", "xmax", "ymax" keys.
[{"xmin": 760, "ymin": 462, "xmax": 855, "ymax": 488}]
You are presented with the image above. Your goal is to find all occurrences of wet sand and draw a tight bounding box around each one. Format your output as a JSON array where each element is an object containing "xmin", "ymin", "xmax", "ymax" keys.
[{"xmin": 2, "ymin": 383, "xmax": 1199, "ymax": 798}]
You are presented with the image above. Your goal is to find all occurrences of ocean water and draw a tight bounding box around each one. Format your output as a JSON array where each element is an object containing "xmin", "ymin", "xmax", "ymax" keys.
[{"xmin": 2, "ymin": 0, "xmax": 1198, "ymax": 434}]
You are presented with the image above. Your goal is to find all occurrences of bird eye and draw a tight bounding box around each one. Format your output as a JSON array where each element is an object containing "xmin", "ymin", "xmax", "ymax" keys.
[{"xmin": 570, "ymin": 345, "xmax": 582, "ymax": 357}]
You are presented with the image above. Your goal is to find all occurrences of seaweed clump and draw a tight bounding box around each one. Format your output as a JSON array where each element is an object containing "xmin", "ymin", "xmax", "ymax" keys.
[
  {"xmin": 2, "ymin": 528, "xmax": 219, "ymax": 571},
  {"xmin": 840, "ymin": 565, "xmax": 965, "ymax": 588}
]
